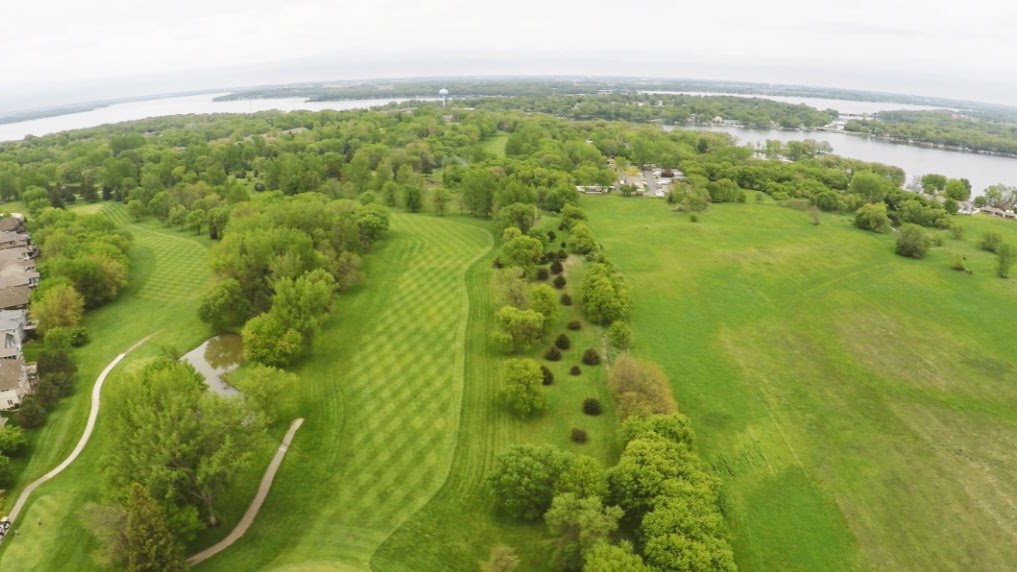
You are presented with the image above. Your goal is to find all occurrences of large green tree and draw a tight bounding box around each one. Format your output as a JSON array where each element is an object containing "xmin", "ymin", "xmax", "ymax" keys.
[
  {"xmin": 492, "ymin": 306, "xmax": 545, "ymax": 353},
  {"xmin": 545, "ymin": 494, "xmax": 623, "ymax": 571},
  {"xmin": 123, "ymin": 483, "xmax": 188, "ymax": 572},
  {"xmin": 487, "ymin": 445, "xmax": 570, "ymax": 520},
  {"xmin": 105, "ymin": 359, "xmax": 266, "ymax": 529},
  {"xmin": 501, "ymin": 358, "xmax": 547, "ymax": 417},
  {"xmin": 30, "ymin": 282, "xmax": 85, "ymax": 336}
]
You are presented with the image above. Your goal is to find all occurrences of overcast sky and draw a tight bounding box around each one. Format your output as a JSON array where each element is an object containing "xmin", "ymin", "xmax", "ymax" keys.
[{"xmin": 3, "ymin": 0, "xmax": 1017, "ymax": 112}]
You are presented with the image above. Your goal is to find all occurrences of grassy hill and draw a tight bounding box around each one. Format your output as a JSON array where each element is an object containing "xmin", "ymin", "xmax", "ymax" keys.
[{"xmin": 584, "ymin": 194, "xmax": 1017, "ymax": 571}]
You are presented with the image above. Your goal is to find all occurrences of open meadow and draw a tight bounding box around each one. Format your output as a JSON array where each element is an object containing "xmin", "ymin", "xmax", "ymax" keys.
[{"xmin": 585, "ymin": 194, "xmax": 1017, "ymax": 571}]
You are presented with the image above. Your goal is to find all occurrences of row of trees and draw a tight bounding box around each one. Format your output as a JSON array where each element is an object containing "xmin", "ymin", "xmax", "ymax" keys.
[
  {"xmin": 845, "ymin": 110, "xmax": 1017, "ymax": 156},
  {"xmin": 471, "ymin": 93, "xmax": 837, "ymax": 129}
]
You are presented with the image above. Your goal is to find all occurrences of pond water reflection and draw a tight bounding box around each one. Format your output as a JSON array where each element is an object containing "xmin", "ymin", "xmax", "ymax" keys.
[{"xmin": 180, "ymin": 334, "xmax": 244, "ymax": 396}]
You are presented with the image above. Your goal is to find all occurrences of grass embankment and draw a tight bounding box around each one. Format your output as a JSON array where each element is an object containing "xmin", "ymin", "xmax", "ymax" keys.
[
  {"xmin": 0, "ymin": 204, "xmax": 249, "ymax": 568},
  {"xmin": 585, "ymin": 195, "xmax": 1017, "ymax": 571}
]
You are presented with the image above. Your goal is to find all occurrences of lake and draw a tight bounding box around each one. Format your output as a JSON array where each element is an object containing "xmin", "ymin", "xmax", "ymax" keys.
[
  {"xmin": 685, "ymin": 125, "xmax": 1017, "ymax": 193},
  {"xmin": 0, "ymin": 93, "xmax": 429, "ymax": 142}
]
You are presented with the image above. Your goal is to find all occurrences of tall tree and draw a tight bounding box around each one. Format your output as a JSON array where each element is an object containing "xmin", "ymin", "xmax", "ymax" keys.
[
  {"xmin": 123, "ymin": 483, "xmax": 187, "ymax": 572},
  {"xmin": 105, "ymin": 359, "xmax": 266, "ymax": 529},
  {"xmin": 31, "ymin": 282, "xmax": 85, "ymax": 335},
  {"xmin": 545, "ymin": 494, "xmax": 623, "ymax": 571}
]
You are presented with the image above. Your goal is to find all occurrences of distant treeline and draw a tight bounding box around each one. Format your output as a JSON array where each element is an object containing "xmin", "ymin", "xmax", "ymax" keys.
[
  {"xmin": 212, "ymin": 77, "xmax": 990, "ymax": 113},
  {"xmin": 467, "ymin": 93, "xmax": 837, "ymax": 129},
  {"xmin": 845, "ymin": 109, "xmax": 1017, "ymax": 156}
]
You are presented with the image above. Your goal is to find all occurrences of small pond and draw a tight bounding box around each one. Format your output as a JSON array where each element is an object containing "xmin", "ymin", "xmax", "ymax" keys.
[{"xmin": 180, "ymin": 334, "xmax": 244, "ymax": 396}]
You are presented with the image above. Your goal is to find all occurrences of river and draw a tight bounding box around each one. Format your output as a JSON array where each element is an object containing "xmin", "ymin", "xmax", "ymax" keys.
[
  {"xmin": 0, "ymin": 93, "xmax": 430, "ymax": 142},
  {"xmin": 682, "ymin": 125, "xmax": 1017, "ymax": 193}
]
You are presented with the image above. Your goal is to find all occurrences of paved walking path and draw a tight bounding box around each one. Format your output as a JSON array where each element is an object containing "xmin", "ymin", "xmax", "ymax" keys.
[
  {"xmin": 2, "ymin": 334, "xmax": 155, "ymax": 530},
  {"xmin": 188, "ymin": 417, "xmax": 305, "ymax": 566}
]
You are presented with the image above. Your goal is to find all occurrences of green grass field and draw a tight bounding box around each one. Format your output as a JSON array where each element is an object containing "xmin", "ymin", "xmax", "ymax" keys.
[
  {"xmin": 480, "ymin": 133, "xmax": 509, "ymax": 158},
  {"xmin": 584, "ymin": 195, "xmax": 1017, "ymax": 571},
  {"xmin": 196, "ymin": 213, "xmax": 618, "ymax": 571}
]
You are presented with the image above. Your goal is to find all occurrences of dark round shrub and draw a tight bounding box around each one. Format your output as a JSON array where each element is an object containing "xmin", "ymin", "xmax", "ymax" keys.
[
  {"xmin": 570, "ymin": 365, "xmax": 582, "ymax": 376},
  {"xmin": 553, "ymin": 275, "xmax": 567, "ymax": 289},
  {"xmin": 558, "ymin": 223, "xmax": 566, "ymax": 231},
  {"xmin": 541, "ymin": 365, "xmax": 554, "ymax": 386},
  {"xmin": 545, "ymin": 346, "xmax": 563, "ymax": 361},
  {"xmin": 560, "ymin": 293, "xmax": 572, "ymax": 306},
  {"xmin": 548, "ymin": 230, "xmax": 557, "ymax": 242},
  {"xmin": 536, "ymin": 267, "xmax": 549, "ymax": 280},
  {"xmin": 583, "ymin": 398, "xmax": 602, "ymax": 416},
  {"xmin": 555, "ymin": 333, "xmax": 571, "ymax": 350},
  {"xmin": 492, "ymin": 257, "xmax": 503, "ymax": 269},
  {"xmin": 582, "ymin": 349, "xmax": 601, "ymax": 366},
  {"xmin": 254, "ymin": 182, "xmax": 266, "ymax": 192},
  {"xmin": 568, "ymin": 320, "xmax": 582, "ymax": 330},
  {"xmin": 556, "ymin": 249, "xmax": 568, "ymax": 261},
  {"xmin": 69, "ymin": 327, "xmax": 89, "ymax": 347},
  {"xmin": 550, "ymin": 260, "xmax": 564, "ymax": 274},
  {"xmin": 571, "ymin": 428, "xmax": 588, "ymax": 444}
]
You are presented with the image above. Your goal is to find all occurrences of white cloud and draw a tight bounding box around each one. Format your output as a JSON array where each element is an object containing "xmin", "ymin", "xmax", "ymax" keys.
[{"xmin": 2, "ymin": 0, "xmax": 1017, "ymax": 109}]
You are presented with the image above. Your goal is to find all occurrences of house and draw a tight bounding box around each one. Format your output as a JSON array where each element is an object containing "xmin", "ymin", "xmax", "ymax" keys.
[
  {"xmin": 576, "ymin": 185, "xmax": 613, "ymax": 194},
  {"xmin": 0, "ymin": 232, "xmax": 29, "ymax": 251},
  {"xmin": 0, "ymin": 286, "xmax": 30, "ymax": 311},
  {"xmin": 0, "ymin": 310, "xmax": 28, "ymax": 360},
  {"xmin": 979, "ymin": 206, "xmax": 1005, "ymax": 218},
  {"xmin": 0, "ymin": 215, "xmax": 25, "ymax": 233},
  {"xmin": 0, "ymin": 248, "xmax": 34, "ymax": 267},
  {"xmin": 957, "ymin": 201, "xmax": 979, "ymax": 215},
  {"xmin": 0, "ymin": 359, "xmax": 34, "ymax": 411},
  {"xmin": 0, "ymin": 263, "xmax": 39, "ymax": 289}
]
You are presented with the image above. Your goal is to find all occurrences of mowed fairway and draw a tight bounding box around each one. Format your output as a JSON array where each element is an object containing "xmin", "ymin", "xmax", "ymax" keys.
[
  {"xmin": 199, "ymin": 214, "xmax": 493, "ymax": 571},
  {"xmin": 0, "ymin": 204, "xmax": 219, "ymax": 568},
  {"xmin": 585, "ymin": 195, "xmax": 1017, "ymax": 571}
]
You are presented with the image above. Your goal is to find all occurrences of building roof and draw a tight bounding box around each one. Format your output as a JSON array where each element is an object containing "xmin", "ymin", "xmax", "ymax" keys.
[
  {"xmin": 0, "ymin": 264, "xmax": 37, "ymax": 289},
  {"xmin": 0, "ymin": 232, "xmax": 28, "ymax": 247},
  {"xmin": 0, "ymin": 359, "xmax": 24, "ymax": 392},
  {"xmin": 0, "ymin": 217, "xmax": 24, "ymax": 233},
  {"xmin": 0, "ymin": 248, "xmax": 31, "ymax": 265},
  {"xmin": 0, "ymin": 286, "xmax": 30, "ymax": 310}
]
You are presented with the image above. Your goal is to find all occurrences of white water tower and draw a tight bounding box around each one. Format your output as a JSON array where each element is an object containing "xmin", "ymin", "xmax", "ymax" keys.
[{"xmin": 439, "ymin": 88, "xmax": 449, "ymax": 107}]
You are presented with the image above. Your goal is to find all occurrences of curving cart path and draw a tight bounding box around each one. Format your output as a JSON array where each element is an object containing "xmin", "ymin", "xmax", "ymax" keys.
[
  {"xmin": 2, "ymin": 334, "xmax": 155, "ymax": 530},
  {"xmin": 188, "ymin": 417, "xmax": 305, "ymax": 565}
]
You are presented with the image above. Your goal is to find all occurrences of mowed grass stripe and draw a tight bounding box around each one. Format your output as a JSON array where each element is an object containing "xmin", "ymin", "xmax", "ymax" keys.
[{"xmin": 197, "ymin": 214, "xmax": 492, "ymax": 571}]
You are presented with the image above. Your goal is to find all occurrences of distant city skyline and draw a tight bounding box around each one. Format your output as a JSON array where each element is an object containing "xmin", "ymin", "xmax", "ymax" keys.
[{"xmin": 4, "ymin": 0, "xmax": 1017, "ymax": 112}]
